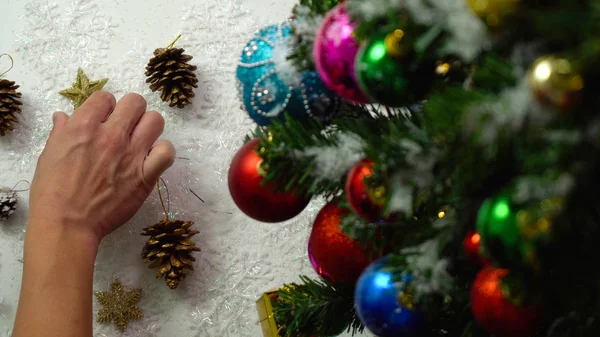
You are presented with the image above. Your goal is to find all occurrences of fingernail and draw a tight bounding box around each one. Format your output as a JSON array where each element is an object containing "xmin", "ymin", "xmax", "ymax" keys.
[{"xmin": 52, "ymin": 112, "xmax": 58, "ymax": 124}]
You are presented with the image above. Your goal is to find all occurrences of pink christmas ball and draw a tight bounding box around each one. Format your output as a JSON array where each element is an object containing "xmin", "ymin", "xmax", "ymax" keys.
[{"xmin": 314, "ymin": 4, "xmax": 369, "ymax": 104}]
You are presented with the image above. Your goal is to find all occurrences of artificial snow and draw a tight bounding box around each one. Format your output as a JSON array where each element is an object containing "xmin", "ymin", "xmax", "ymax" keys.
[
  {"xmin": 388, "ymin": 182, "xmax": 413, "ymax": 215},
  {"xmin": 349, "ymin": 0, "xmax": 490, "ymax": 62},
  {"xmin": 403, "ymin": 239, "xmax": 453, "ymax": 297},
  {"xmin": 295, "ymin": 132, "xmax": 365, "ymax": 182},
  {"xmin": 347, "ymin": 0, "xmax": 403, "ymax": 20},
  {"xmin": 514, "ymin": 174, "xmax": 574, "ymax": 203},
  {"xmin": 272, "ymin": 38, "xmax": 302, "ymax": 87},
  {"xmin": 465, "ymin": 78, "xmax": 548, "ymax": 145}
]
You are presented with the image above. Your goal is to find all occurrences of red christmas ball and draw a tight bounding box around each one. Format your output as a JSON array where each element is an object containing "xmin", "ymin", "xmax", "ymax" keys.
[
  {"xmin": 228, "ymin": 138, "xmax": 310, "ymax": 223},
  {"xmin": 345, "ymin": 159, "xmax": 384, "ymax": 221},
  {"xmin": 308, "ymin": 201, "xmax": 375, "ymax": 284},
  {"xmin": 471, "ymin": 267, "xmax": 542, "ymax": 337}
]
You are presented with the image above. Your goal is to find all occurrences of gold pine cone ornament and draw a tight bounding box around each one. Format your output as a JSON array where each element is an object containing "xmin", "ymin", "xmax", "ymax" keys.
[
  {"xmin": 145, "ymin": 45, "xmax": 198, "ymax": 109},
  {"xmin": 141, "ymin": 219, "xmax": 201, "ymax": 289},
  {"xmin": 0, "ymin": 79, "xmax": 22, "ymax": 136}
]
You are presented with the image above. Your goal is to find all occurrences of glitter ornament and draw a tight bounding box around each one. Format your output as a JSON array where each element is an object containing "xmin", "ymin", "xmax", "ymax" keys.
[
  {"xmin": 95, "ymin": 279, "xmax": 143, "ymax": 332},
  {"xmin": 527, "ymin": 55, "xmax": 583, "ymax": 110},
  {"xmin": 308, "ymin": 201, "xmax": 373, "ymax": 284},
  {"xmin": 476, "ymin": 192, "xmax": 526, "ymax": 267},
  {"xmin": 59, "ymin": 68, "xmax": 108, "ymax": 109},
  {"xmin": 228, "ymin": 138, "xmax": 310, "ymax": 223},
  {"xmin": 476, "ymin": 191, "xmax": 556, "ymax": 269},
  {"xmin": 355, "ymin": 30, "xmax": 431, "ymax": 107},
  {"xmin": 355, "ymin": 257, "xmax": 424, "ymax": 337},
  {"xmin": 236, "ymin": 22, "xmax": 341, "ymax": 126},
  {"xmin": 0, "ymin": 187, "xmax": 17, "ymax": 221},
  {"xmin": 345, "ymin": 159, "xmax": 385, "ymax": 221},
  {"xmin": 471, "ymin": 267, "xmax": 542, "ymax": 337},
  {"xmin": 314, "ymin": 4, "xmax": 369, "ymax": 104}
]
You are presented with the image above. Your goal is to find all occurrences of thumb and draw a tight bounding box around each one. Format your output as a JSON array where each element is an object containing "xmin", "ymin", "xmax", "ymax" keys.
[{"xmin": 143, "ymin": 140, "xmax": 176, "ymax": 184}]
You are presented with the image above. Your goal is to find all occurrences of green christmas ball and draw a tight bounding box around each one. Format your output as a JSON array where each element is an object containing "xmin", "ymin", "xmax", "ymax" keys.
[
  {"xmin": 355, "ymin": 30, "xmax": 433, "ymax": 107},
  {"xmin": 476, "ymin": 193, "xmax": 528, "ymax": 268}
]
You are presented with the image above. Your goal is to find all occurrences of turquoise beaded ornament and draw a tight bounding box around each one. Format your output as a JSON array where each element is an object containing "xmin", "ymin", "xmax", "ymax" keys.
[{"xmin": 236, "ymin": 21, "xmax": 340, "ymax": 126}]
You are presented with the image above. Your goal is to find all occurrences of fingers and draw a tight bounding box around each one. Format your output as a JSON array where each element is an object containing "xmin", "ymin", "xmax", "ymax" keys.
[
  {"xmin": 51, "ymin": 111, "xmax": 69, "ymax": 133},
  {"xmin": 131, "ymin": 111, "xmax": 164, "ymax": 150},
  {"xmin": 46, "ymin": 111, "xmax": 69, "ymax": 145},
  {"xmin": 106, "ymin": 93, "xmax": 146, "ymax": 134},
  {"xmin": 143, "ymin": 140, "xmax": 176, "ymax": 184},
  {"xmin": 71, "ymin": 91, "xmax": 116, "ymax": 125}
]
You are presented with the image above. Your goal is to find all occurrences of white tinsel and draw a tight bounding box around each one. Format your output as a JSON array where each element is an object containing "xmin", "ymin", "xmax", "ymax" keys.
[
  {"xmin": 295, "ymin": 133, "xmax": 365, "ymax": 182},
  {"xmin": 403, "ymin": 239, "xmax": 453, "ymax": 297}
]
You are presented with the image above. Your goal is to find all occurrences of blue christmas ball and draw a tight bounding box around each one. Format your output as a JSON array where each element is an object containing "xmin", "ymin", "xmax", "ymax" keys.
[
  {"xmin": 355, "ymin": 257, "xmax": 424, "ymax": 337},
  {"xmin": 236, "ymin": 21, "xmax": 341, "ymax": 126}
]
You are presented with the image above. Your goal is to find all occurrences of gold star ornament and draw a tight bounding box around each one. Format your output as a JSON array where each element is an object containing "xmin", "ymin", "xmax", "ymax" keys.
[
  {"xmin": 59, "ymin": 68, "xmax": 109, "ymax": 109},
  {"xmin": 95, "ymin": 279, "xmax": 144, "ymax": 332}
]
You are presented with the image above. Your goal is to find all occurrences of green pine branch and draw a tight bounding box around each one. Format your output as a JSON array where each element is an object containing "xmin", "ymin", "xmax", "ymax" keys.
[
  {"xmin": 273, "ymin": 276, "xmax": 363, "ymax": 337},
  {"xmin": 252, "ymin": 115, "xmax": 343, "ymax": 198},
  {"xmin": 288, "ymin": 0, "xmax": 339, "ymax": 71}
]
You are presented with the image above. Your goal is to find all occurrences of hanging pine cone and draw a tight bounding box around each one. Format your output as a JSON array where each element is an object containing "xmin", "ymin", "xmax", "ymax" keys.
[
  {"xmin": 145, "ymin": 47, "xmax": 198, "ymax": 109},
  {"xmin": 0, "ymin": 79, "xmax": 22, "ymax": 136},
  {"xmin": 141, "ymin": 219, "xmax": 201, "ymax": 289},
  {"xmin": 0, "ymin": 187, "xmax": 18, "ymax": 221}
]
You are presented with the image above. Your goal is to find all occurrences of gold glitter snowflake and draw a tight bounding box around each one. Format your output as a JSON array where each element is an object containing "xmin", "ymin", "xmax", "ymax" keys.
[{"xmin": 95, "ymin": 279, "xmax": 143, "ymax": 332}]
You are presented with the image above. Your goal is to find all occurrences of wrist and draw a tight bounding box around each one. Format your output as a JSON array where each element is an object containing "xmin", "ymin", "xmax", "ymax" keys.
[{"xmin": 27, "ymin": 216, "xmax": 101, "ymax": 253}]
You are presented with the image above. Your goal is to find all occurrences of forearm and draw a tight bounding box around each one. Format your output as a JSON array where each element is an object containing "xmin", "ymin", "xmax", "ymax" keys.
[{"xmin": 13, "ymin": 221, "xmax": 99, "ymax": 337}]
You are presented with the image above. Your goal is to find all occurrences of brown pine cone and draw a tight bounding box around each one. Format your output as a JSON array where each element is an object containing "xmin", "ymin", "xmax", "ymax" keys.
[
  {"xmin": 141, "ymin": 219, "xmax": 201, "ymax": 289},
  {"xmin": 145, "ymin": 48, "xmax": 198, "ymax": 109},
  {"xmin": 0, "ymin": 79, "xmax": 22, "ymax": 136}
]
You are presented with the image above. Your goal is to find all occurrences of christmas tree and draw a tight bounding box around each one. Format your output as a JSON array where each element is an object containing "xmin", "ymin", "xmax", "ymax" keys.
[{"xmin": 230, "ymin": 0, "xmax": 600, "ymax": 336}]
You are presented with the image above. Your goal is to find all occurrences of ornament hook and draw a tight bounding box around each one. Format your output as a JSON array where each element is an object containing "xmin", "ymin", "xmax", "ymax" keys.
[
  {"xmin": 0, "ymin": 53, "xmax": 14, "ymax": 78},
  {"xmin": 156, "ymin": 178, "xmax": 171, "ymax": 220}
]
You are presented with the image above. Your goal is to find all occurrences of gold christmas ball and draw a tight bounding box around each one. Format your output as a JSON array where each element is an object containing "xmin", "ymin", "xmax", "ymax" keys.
[
  {"xmin": 527, "ymin": 55, "xmax": 584, "ymax": 110},
  {"xmin": 467, "ymin": 0, "xmax": 520, "ymax": 28}
]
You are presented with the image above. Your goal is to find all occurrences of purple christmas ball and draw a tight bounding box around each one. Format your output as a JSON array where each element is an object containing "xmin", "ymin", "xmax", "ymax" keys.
[{"xmin": 314, "ymin": 4, "xmax": 369, "ymax": 104}]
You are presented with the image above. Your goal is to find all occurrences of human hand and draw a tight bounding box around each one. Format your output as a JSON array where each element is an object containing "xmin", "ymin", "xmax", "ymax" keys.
[{"xmin": 29, "ymin": 92, "xmax": 175, "ymax": 242}]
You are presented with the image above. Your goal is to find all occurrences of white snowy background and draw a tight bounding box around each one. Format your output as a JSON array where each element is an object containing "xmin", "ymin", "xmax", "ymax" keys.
[{"xmin": 0, "ymin": 0, "xmax": 370, "ymax": 336}]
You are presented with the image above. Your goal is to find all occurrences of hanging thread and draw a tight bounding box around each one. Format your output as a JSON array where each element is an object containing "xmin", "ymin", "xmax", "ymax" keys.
[
  {"xmin": 0, "ymin": 53, "xmax": 14, "ymax": 77},
  {"xmin": 156, "ymin": 178, "xmax": 171, "ymax": 220},
  {"xmin": 165, "ymin": 34, "xmax": 182, "ymax": 50},
  {"xmin": 11, "ymin": 180, "xmax": 31, "ymax": 192}
]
